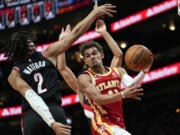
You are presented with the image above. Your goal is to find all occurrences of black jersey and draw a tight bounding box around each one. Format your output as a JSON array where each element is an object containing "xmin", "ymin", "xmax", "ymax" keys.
[{"xmin": 13, "ymin": 51, "xmax": 61, "ymax": 112}]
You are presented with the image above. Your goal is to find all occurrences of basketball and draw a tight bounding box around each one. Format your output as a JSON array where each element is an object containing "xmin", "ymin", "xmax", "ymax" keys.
[{"xmin": 124, "ymin": 45, "xmax": 153, "ymax": 72}]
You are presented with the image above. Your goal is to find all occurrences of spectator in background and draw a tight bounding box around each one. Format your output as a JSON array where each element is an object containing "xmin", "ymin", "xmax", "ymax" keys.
[
  {"xmin": 33, "ymin": 6, "xmax": 40, "ymax": 23},
  {"xmin": 0, "ymin": 3, "xmax": 116, "ymax": 135},
  {"xmin": 7, "ymin": 11, "xmax": 15, "ymax": 28},
  {"xmin": 20, "ymin": 8, "xmax": 29, "ymax": 25},
  {"xmin": 45, "ymin": 2, "xmax": 54, "ymax": 20},
  {"xmin": 0, "ymin": 14, "xmax": 5, "ymax": 29}
]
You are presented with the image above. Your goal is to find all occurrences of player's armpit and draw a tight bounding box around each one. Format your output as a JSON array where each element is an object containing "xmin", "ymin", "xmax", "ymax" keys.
[{"xmin": 77, "ymin": 89, "xmax": 84, "ymax": 105}]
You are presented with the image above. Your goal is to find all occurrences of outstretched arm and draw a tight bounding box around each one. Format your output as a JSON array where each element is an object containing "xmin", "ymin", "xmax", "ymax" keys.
[
  {"xmin": 44, "ymin": 4, "xmax": 117, "ymax": 65},
  {"xmin": 95, "ymin": 19, "xmax": 122, "ymax": 67},
  {"xmin": 8, "ymin": 69, "xmax": 71, "ymax": 135},
  {"xmin": 119, "ymin": 55, "xmax": 153, "ymax": 87}
]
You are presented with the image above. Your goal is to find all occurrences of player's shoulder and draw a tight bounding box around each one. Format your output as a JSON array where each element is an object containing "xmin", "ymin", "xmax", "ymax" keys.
[
  {"xmin": 78, "ymin": 72, "xmax": 91, "ymax": 82},
  {"xmin": 113, "ymin": 67, "xmax": 127, "ymax": 76},
  {"xmin": 78, "ymin": 72, "xmax": 90, "ymax": 79}
]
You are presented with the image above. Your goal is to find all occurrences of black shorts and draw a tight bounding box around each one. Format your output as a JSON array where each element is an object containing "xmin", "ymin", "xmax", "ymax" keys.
[
  {"xmin": 21, "ymin": 103, "xmax": 67, "ymax": 135},
  {"xmin": 86, "ymin": 117, "xmax": 92, "ymax": 135}
]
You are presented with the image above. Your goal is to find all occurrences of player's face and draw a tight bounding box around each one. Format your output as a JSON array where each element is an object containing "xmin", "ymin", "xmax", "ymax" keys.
[
  {"xmin": 27, "ymin": 40, "xmax": 36, "ymax": 53},
  {"xmin": 84, "ymin": 47, "xmax": 104, "ymax": 68}
]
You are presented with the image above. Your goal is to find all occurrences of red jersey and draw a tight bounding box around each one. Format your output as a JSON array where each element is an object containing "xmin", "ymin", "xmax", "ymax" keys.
[{"xmin": 84, "ymin": 67, "xmax": 125, "ymax": 134}]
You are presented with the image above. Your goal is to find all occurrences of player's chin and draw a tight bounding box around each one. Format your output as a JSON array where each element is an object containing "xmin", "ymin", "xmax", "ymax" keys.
[
  {"xmin": 28, "ymin": 49, "xmax": 35, "ymax": 54},
  {"xmin": 92, "ymin": 64, "xmax": 99, "ymax": 68}
]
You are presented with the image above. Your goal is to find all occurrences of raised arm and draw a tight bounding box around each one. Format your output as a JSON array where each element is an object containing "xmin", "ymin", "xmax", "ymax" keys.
[
  {"xmin": 57, "ymin": 26, "xmax": 83, "ymax": 104},
  {"xmin": 95, "ymin": 19, "xmax": 123, "ymax": 67},
  {"xmin": 78, "ymin": 73, "xmax": 144, "ymax": 105},
  {"xmin": 57, "ymin": 53, "xmax": 84, "ymax": 105},
  {"xmin": 57, "ymin": 25, "xmax": 78, "ymax": 92},
  {"xmin": 8, "ymin": 69, "xmax": 71, "ymax": 135},
  {"xmin": 58, "ymin": 53, "xmax": 78, "ymax": 92},
  {"xmin": 44, "ymin": 4, "xmax": 117, "ymax": 64}
]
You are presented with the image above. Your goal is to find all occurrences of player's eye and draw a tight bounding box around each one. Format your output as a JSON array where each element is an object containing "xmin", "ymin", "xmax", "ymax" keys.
[{"xmin": 85, "ymin": 55, "xmax": 90, "ymax": 58}]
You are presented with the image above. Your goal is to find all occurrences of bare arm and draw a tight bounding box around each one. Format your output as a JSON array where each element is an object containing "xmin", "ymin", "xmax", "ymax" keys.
[
  {"xmin": 57, "ymin": 53, "xmax": 78, "ymax": 92},
  {"xmin": 57, "ymin": 25, "xmax": 84, "ymax": 105},
  {"xmin": 57, "ymin": 26, "xmax": 78, "ymax": 92},
  {"xmin": 58, "ymin": 53, "xmax": 85, "ymax": 105},
  {"xmin": 102, "ymin": 31, "xmax": 122, "ymax": 67},
  {"xmin": 57, "ymin": 55, "xmax": 84, "ymax": 104},
  {"xmin": 8, "ymin": 69, "xmax": 31, "ymax": 96},
  {"xmin": 77, "ymin": 89, "xmax": 84, "ymax": 106},
  {"xmin": 44, "ymin": 4, "xmax": 117, "ymax": 65},
  {"xmin": 95, "ymin": 19, "xmax": 122, "ymax": 67}
]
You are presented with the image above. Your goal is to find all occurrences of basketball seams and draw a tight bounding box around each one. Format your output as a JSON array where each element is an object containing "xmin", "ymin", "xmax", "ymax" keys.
[
  {"xmin": 134, "ymin": 50, "xmax": 147, "ymax": 71},
  {"xmin": 125, "ymin": 45, "xmax": 151, "ymax": 72},
  {"xmin": 130, "ymin": 46, "xmax": 142, "ymax": 69}
]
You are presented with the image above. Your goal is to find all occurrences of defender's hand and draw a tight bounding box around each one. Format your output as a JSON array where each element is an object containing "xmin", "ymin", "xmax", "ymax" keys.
[
  {"xmin": 59, "ymin": 24, "xmax": 71, "ymax": 41},
  {"xmin": 95, "ymin": 19, "xmax": 107, "ymax": 34},
  {"xmin": 51, "ymin": 122, "xmax": 71, "ymax": 135},
  {"xmin": 93, "ymin": 3, "xmax": 117, "ymax": 18}
]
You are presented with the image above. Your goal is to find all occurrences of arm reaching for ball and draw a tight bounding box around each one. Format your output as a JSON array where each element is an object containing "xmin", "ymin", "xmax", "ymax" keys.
[{"xmin": 120, "ymin": 53, "xmax": 153, "ymax": 87}]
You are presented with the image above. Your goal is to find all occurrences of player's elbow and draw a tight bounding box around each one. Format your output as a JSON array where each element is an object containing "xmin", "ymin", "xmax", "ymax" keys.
[
  {"xmin": 116, "ymin": 51, "xmax": 123, "ymax": 58},
  {"xmin": 91, "ymin": 95, "xmax": 106, "ymax": 105},
  {"xmin": 8, "ymin": 76, "xmax": 12, "ymax": 86},
  {"xmin": 57, "ymin": 65, "xmax": 65, "ymax": 72}
]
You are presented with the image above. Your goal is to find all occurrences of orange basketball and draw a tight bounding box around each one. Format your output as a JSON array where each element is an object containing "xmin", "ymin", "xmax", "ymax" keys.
[{"xmin": 124, "ymin": 45, "xmax": 153, "ymax": 72}]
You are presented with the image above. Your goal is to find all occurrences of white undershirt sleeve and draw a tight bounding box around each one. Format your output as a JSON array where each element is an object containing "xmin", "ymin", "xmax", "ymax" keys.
[{"xmin": 122, "ymin": 71, "xmax": 146, "ymax": 87}]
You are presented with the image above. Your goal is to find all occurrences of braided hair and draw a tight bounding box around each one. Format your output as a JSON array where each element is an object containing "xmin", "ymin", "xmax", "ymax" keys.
[{"xmin": 0, "ymin": 31, "xmax": 35, "ymax": 62}]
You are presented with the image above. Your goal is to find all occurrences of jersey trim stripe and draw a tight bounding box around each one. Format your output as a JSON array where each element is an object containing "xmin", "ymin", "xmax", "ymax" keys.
[
  {"xmin": 83, "ymin": 104, "xmax": 93, "ymax": 112},
  {"xmin": 84, "ymin": 70, "xmax": 96, "ymax": 86},
  {"xmin": 13, "ymin": 67, "xmax": 20, "ymax": 72},
  {"xmin": 91, "ymin": 111, "xmax": 114, "ymax": 135},
  {"xmin": 87, "ymin": 95, "xmax": 107, "ymax": 115},
  {"xmin": 88, "ymin": 67, "xmax": 112, "ymax": 77},
  {"xmin": 88, "ymin": 97, "xmax": 114, "ymax": 135},
  {"xmin": 21, "ymin": 118, "xmax": 24, "ymax": 135},
  {"xmin": 41, "ymin": 51, "xmax": 47, "ymax": 57},
  {"xmin": 113, "ymin": 67, "xmax": 120, "ymax": 78}
]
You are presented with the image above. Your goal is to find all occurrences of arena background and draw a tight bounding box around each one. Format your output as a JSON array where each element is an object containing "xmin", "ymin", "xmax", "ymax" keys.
[{"xmin": 0, "ymin": 0, "xmax": 180, "ymax": 135}]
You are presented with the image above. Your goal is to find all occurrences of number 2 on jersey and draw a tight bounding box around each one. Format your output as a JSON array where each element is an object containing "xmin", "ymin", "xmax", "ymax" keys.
[{"xmin": 34, "ymin": 73, "xmax": 47, "ymax": 94}]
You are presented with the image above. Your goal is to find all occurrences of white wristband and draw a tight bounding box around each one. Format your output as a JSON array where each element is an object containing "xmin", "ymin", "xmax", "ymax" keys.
[
  {"xmin": 25, "ymin": 89, "xmax": 55, "ymax": 126},
  {"xmin": 121, "ymin": 91, "xmax": 125, "ymax": 99}
]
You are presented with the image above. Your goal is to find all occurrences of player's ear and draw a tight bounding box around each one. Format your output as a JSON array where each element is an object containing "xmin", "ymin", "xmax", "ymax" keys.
[
  {"xmin": 84, "ymin": 58, "xmax": 88, "ymax": 65},
  {"xmin": 101, "ymin": 53, "xmax": 104, "ymax": 59}
]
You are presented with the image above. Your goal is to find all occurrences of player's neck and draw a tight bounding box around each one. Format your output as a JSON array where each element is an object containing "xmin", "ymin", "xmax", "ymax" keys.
[{"xmin": 91, "ymin": 66, "xmax": 108, "ymax": 74}]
